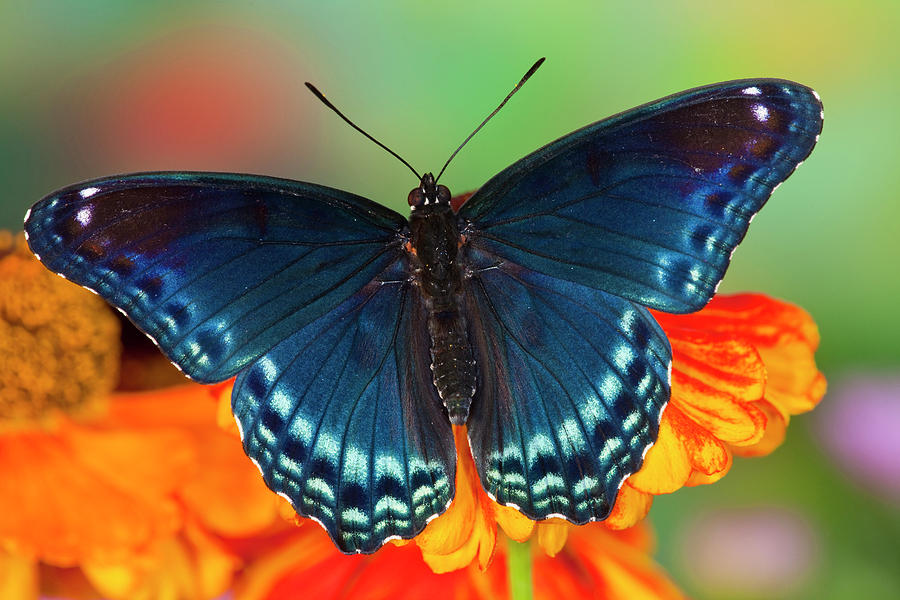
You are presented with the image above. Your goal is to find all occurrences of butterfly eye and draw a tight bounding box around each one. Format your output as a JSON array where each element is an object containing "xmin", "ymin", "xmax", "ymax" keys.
[
  {"xmin": 408, "ymin": 187, "xmax": 426, "ymax": 207},
  {"xmin": 436, "ymin": 185, "xmax": 451, "ymax": 204}
]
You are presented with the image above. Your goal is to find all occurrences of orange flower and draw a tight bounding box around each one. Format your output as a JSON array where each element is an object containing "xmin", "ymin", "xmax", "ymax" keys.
[
  {"xmin": 411, "ymin": 292, "xmax": 825, "ymax": 568},
  {"xmin": 230, "ymin": 519, "xmax": 684, "ymax": 600},
  {"xmin": 6, "ymin": 220, "xmax": 825, "ymax": 591},
  {"xmin": 618, "ymin": 294, "xmax": 827, "ymax": 523},
  {"xmin": 0, "ymin": 233, "xmax": 282, "ymax": 599}
]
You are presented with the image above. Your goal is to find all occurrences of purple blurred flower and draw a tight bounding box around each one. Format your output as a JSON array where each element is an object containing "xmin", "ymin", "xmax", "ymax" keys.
[
  {"xmin": 816, "ymin": 373, "xmax": 900, "ymax": 501},
  {"xmin": 680, "ymin": 507, "xmax": 819, "ymax": 596}
]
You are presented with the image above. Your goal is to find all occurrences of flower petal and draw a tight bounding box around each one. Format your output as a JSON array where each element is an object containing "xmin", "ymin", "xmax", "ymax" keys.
[
  {"xmin": 535, "ymin": 519, "xmax": 570, "ymax": 557},
  {"xmin": 82, "ymin": 522, "xmax": 237, "ymax": 600},
  {"xmin": 231, "ymin": 518, "xmax": 683, "ymax": 600},
  {"xmin": 666, "ymin": 331, "xmax": 767, "ymax": 444},
  {"xmin": 628, "ymin": 406, "xmax": 728, "ymax": 494},
  {"xmin": 604, "ymin": 483, "xmax": 653, "ymax": 530},
  {"xmin": 0, "ymin": 551, "xmax": 37, "ymax": 600},
  {"xmin": 0, "ymin": 423, "xmax": 192, "ymax": 565},
  {"xmin": 106, "ymin": 384, "xmax": 283, "ymax": 537},
  {"xmin": 659, "ymin": 294, "xmax": 825, "ymax": 417},
  {"xmin": 550, "ymin": 524, "xmax": 685, "ymax": 600},
  {"xmin": 417, "ymin": 426, "xmax": 497, "ymax": 572},
  {"xmin": 732, "ymin": 400, "xmax": 787, "ymax": 457}
]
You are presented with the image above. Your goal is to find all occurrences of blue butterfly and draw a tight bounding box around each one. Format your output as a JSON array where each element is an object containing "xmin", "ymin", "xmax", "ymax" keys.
[{"xmin": 24, "ymin": 64, "xmax": 822, "ymax": 554}]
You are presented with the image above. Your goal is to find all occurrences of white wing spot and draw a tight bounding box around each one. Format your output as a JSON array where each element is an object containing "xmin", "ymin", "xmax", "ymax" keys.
[
  {"xmin": 79, "ymin": 187, "xmax": 100, "ymax": 199},
  {"xmin": 741, "ymin": 86, "xmax": 762, "ymax": 96},
  {"xmin": 76, "ymin": 207, "xmax": 93, "ymax": 226},
  {"xmin": 751, "ymin": 103, "xmax": 770, "ymax": 123}
]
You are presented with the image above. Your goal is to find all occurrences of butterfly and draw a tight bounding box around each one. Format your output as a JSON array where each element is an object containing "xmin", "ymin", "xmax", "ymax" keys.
[{"xmin": 24, "ymin": 62, "xmax": 823, "ymax": 554}]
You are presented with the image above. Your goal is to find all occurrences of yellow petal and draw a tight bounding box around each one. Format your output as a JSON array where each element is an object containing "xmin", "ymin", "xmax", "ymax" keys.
[
  {"xmin": 0, "ymin": 550, "xmax": 37, "ymax": 600},
  {"xmin": 604, "ymin": 484, "xmax": 653, "ymax": 530},
  {"xmin": 83, "ymin": 523, "xmax": 237, "ymax": 600},
  {"xmin": 627, "ymin": 410, "xmax": 691, "ymax": 494},
  {"xmin": 732, "ymin": 400, "xmax": 788, "ymax": 457},
  {"xmin": 494, "ymin": 504, "xmax": 535, "ymax": 543},
  {"xmin": 536, "ymin": 519, "xmax": 570, "ymax": 557}
]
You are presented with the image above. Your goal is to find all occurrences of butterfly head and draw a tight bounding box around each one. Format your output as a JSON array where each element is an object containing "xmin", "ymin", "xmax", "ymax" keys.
[{"xmin": 408, "ymin": 173, "xmax": 451, "ymax": 209}]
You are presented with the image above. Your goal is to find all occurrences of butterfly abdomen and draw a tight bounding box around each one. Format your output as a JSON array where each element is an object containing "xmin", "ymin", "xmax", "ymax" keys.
[{"xmin": 427, "ymin": 308, "xmax": 476, "ymax": 424}]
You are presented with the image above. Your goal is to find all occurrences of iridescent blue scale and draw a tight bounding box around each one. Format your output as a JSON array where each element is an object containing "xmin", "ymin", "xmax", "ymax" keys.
[{"xmin": 24, "ymin": 78, "xmax": 822, "ymax": 553}]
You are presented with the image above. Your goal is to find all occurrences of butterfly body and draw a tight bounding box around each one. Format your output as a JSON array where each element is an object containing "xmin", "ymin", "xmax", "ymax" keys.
[
  {"xmin": 24, "ymin": 78, "xmax": 823, "ymax": 554},
  {"xmin": 407, "ymin": 173, "xmax": 476, "ymax": 424}
]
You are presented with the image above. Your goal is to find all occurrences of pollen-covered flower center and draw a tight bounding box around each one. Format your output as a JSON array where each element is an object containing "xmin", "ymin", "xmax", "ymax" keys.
[{"xmin": 0, "ymin": 232, "xmax": 120, "ymax": 429}]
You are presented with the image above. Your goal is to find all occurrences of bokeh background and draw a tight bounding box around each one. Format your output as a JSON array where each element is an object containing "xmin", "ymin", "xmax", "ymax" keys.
[{"xmin": 2, "ymin": 1, "xmax": 898, "ymax": 598}]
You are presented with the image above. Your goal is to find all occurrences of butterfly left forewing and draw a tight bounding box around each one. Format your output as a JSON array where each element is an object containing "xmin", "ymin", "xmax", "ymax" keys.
[
  {"xmin": 463, "ymin": 247, "xmax": 671, "ymax": 522},
  {"xmin": 24, "ymin": 172, "xmax": 408, "ymax": 382},
  {"xmin": 459, "ymin": 79, "xmax": 823, "ymax": 314},
  {"xmin": 232, "ymin": 258, "xmax": 455, "ymax": 553}
]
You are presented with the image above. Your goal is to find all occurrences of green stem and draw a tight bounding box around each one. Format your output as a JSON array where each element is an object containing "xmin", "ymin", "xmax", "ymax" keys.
[{"xmin": 507, "ymin": 538, "xmax": 533, "ymax": 600}]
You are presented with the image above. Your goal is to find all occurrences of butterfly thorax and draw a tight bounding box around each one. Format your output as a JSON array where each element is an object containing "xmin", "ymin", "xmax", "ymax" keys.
[{"xmin": 407, "ymin": 178, "xmax": 476, "ymax": 425}]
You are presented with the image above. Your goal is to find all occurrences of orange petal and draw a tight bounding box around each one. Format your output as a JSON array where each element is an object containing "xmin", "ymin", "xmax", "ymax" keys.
[
  {"xmin": 686, "ymin": 445, "xmax": 733, "ymax": 486},
  {"xmin": 604, "ymin": 483, "xmax": 653, "ymax": 531},
  {"xmin": 231, "ymin": 511, "xmax": 683, "ymax": 600},
  {"xmin": 658, "ymin": 294, "xmax": 825, "ymax": 417},
  {"xmin": 535, "ymin": 519, "xmax": 570, "ymax": 557},
  {"xmin": 626, "ymin": 409, "xmax": 690, "ymax": 494},
  {"xmin": 232, "ymin": 530, "xmax": 343, "ymax": 600},
  {"xmin": 0, "ymin": 424, "xmax": 192, "ymax": 565},
  {"xmin": 416, "ymin": 426, "xmax": 498, "ymax": 572},
  {"xmin": 177, "ymin": 428, "xmax": 282, "ymax": 537},
  {"xmin": 83, "ymin": 522, "xmax": 237, "ymax": 600},
  {"xmin": 104, "ymin": 385, "xmax": 217, "ymax": 429},
  {"xmin": 628, "ymin": 406, "xmax": 730, "ymax": 495},
  {"xmin": 666, "ymin": 331, "xmax": 767, "ymax": 444},
  {"xmin": 536, "ymin": 523, "xmax": 685, "ymax": 600},
  {"xmin": 106, "ymin": 384, "xmax": 281, "ymax": 537},
  {"xmin": 0, "ymin": 550, "xmax": 37, "ymax": 600},
  {"xmin": 732, "ymin": 400, "xmax": 788, "ymax": 457},
  {"xmin": 493, "ymin": 504, "xmax": 535, "ymax": 543}
]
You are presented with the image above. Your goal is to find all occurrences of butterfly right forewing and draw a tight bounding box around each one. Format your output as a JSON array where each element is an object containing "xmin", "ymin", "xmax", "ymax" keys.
[{"xmin": 459, "ymin": 79, "xmax": 823, "ymax": 314}]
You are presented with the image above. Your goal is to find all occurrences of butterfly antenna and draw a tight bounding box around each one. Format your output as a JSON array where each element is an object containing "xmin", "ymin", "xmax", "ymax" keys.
[
  {"xmin": 435, "ymin": 57, "xmax": 545, "ymax": 184},
  {"xmin": 305, "ymin": 82, "xmax": 422, "ymax": 180}
]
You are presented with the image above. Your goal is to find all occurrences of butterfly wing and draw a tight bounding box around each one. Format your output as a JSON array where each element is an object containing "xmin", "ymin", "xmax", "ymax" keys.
[
  {"xmin": 458, "ymin": 79, "xmax": 823, "ymax": 313},
  {"xmin": 24, "ymin": 172, "xmax": 407, "ymax": 381},
  {"xmin": 233, "ymin": 258, "xmax": 455, "ymax": 553},
  {"xmin": 463, "ymin": 246, "xmax": 671, "ymax": 522}
]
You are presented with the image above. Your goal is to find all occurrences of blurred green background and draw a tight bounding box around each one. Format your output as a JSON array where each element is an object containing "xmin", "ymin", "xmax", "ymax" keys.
[{"xmin": 2, "ymin": 1, "xmax": 898, "ymax": 598}]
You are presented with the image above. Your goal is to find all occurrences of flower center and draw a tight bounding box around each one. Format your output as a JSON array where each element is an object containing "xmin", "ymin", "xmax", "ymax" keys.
[{"xmin": 0, "ymin": 232, "xmax": 120, "ymax": 431}]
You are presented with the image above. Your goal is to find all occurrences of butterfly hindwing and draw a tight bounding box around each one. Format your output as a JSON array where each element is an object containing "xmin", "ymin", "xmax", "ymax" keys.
[
  {"xmin": 463, "ymin": 247, "xmax": 671, "ymax": 522},
  {"xmin": 232, "ymin": 258, "xmax": 456, "ymax": 553},
  {"xmin": 24, "ymin": 172, "xmax": 407, "ymax": 382},
  {"xmin": 458, "ymin": 79, "xmax": 823, "ymax": 313}
]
